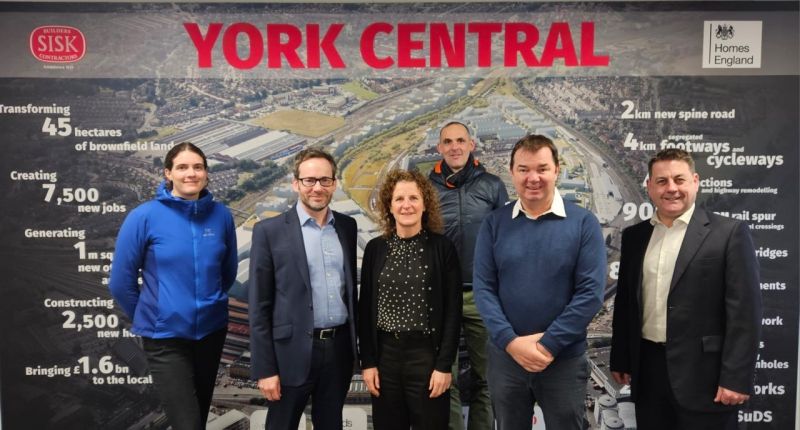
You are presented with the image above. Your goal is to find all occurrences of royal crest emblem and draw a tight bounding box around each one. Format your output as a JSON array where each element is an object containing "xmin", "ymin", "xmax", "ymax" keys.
[{"xmin": 715, "ymin": 24, "xmax": 735, "ymax": 40}]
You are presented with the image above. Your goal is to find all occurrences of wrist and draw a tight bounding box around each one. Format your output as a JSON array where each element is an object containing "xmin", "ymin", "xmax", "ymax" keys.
[{"xmin": 536, "ymin": 342, "xmax": 553, "ymax": 358}]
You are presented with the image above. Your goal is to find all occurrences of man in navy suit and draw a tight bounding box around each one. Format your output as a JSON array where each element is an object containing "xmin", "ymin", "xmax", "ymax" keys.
[
  {"xmin": 249, "ymin": 148, "xmax": 358, "ymax": 430},
  {"xmin": 610, "ymin": 148, "xmax": 761, "ymax": 429}
]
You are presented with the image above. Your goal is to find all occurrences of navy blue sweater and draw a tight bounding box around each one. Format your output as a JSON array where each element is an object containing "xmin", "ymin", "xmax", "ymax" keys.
[{"xmin": 473, "ymin": 200, "xmax": 606, "ymax": 359}]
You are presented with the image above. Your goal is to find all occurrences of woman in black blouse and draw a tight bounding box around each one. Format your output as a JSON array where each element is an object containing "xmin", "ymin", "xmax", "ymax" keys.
[{"xmin": 358, "ymin": 169, "xmax": 462, "ymax": 430}]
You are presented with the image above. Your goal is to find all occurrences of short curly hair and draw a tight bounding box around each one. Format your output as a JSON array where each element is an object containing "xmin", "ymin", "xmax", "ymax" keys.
[{"xmin": 376, "ymin": 169, "xmax": 443, "ymax": 237}]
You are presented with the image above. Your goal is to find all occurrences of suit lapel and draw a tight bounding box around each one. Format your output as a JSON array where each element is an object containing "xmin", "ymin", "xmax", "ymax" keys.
[
  {"xmin": 332, "ymin": 212, "xmax": 353, "ymax": 297},
  {"xmin": 634, "ymin": 222, "xmax": 654, "ymax": 314},
  {"xmin": 669, "ymin": 208, "xmax": 711, "ymax": 292},
  {"xmin": 286, "ymin": 209, "xmax": 312, "ymax": 293}
]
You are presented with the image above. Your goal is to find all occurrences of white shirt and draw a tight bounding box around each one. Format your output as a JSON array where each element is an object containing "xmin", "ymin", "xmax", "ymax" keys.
[
  {"xmin": 512, "ymin": 189, "xmax": 567, "ymax": 220},
  {"xmin": 641, "ymin": 204, "xmax": 695, "ymax": 342}
]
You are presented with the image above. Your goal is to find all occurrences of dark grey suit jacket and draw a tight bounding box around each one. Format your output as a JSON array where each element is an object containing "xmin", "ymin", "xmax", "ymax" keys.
[
  {"xmin": 610, "ymin": 207, "xmax": 761, "ymax": 412},
  {"xmin": 248, "ymin": 208, "xmax": 358, "ymax": 386}
]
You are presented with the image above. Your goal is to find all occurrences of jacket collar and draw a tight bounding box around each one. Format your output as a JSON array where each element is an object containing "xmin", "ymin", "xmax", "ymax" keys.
[
  {"xmin": 156, "ymin": 180, "xmax": 214, "ymax": 214},
  {"xmin": 432, "ymin": 154, "xmax": 483, "ymax": 189}
]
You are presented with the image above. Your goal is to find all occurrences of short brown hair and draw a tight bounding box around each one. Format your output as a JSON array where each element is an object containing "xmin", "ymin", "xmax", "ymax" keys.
[
  {"xmin": 376, "ymin": 169, "xmax": 443, "ymax": 237},
  {"xmin": 648, "ymin": 148, "xmax": 695, "ymax": 176},
  {"xmin": 165, "ymin": 142, "xmax": 207, "ymax": 170},
  {"xmin": 510, "ymin": 135, "xmax": 559, "ymax": 169},
  {"xmin": 439, "ymin": 121, "xmax": 472, "ymax": 140},
  {"xmin": 293, "ymin": 148, "xmax": 337, "ymax": 178}
]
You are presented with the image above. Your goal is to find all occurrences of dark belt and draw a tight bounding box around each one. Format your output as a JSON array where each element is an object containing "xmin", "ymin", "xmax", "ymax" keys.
[
  {"xmin": 378, "ymin": 330, "xmax": 430, "ymax": 340},
  {"xmin": 313, "ymin": 325, "xmax": 346, "ymax": 340},
  {"xmin": 642, "ymin": 338, "xmax": 666, "ymax": 347}
]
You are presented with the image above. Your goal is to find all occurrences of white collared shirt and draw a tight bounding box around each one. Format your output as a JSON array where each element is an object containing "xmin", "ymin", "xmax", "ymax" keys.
[
  {"xmin": 511, "ymin": 189, "xmax": 567, "ymax": 220},
  {"xmin": 641, "ymin": 204, "xmax": 696, "ymax": 342}
]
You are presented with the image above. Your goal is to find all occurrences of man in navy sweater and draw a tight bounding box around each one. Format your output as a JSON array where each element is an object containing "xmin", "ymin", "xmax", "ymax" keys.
[{"xmin": 473, "ymin": 134, "xmax": 606, "ymax": 430}]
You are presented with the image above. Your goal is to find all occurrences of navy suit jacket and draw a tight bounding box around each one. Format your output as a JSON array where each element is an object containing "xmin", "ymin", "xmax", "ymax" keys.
[
  {"xmin": 610, "ymin": 207, "xmax": 761, "ymax": 412},
  {"xmin": 248, "ymin": 207, "xmax": 358, "ymax": 386}
]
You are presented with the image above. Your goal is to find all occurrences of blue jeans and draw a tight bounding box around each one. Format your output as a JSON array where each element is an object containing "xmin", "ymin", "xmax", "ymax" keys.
[{"xmin": 487, "ymin": 343, "xmax": 588, "ymax": 430}]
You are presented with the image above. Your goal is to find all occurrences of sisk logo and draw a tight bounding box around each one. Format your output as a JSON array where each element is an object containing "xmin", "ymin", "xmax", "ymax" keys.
[
  {"xmin": 715, "ymin": 24, "xmax": 735, "ymax": 40},
  {"xmin": 30, "ymin": 25, "xmax": 86, "ymax": 63},
  {"xmin": 203, "ymin": 228, "xmax": 216, "ymax": 237}
]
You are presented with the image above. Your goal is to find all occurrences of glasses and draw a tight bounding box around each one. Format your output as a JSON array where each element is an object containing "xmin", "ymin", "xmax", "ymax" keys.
[{"xmin": 297, "ymin": 177, "xmax": 335, "ymax": 187}]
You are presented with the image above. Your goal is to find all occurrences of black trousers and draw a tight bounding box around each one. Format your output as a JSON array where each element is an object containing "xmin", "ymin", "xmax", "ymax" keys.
[
  {"xmin": 266, "ymin": 328, "xmax": 354, "ymax": 430},
  {"xmin": 142, "ymin": 327, "xmax": 227, "ymax": 430},
  {"xmin": 636, "ymin": 339, "xmax": 737, "ymax": 430},
  {"xmin": 372, "ymin": 331, "xmax": 449, "ymax": 430}
]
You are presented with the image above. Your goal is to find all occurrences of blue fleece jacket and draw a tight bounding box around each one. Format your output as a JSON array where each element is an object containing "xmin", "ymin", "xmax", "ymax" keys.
[
  {"xmin": 473, "ymin": 200, "xmax": 606, "ymax": 359},
  {"xmin": 109, "ymin": 181, "xmax": 237, "ymax": 340}
]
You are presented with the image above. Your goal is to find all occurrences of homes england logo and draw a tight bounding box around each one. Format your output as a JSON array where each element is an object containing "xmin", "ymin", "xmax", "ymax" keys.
[{"xmin": 702, "ymin": 21, "xmax": 761, "ymax": 69}]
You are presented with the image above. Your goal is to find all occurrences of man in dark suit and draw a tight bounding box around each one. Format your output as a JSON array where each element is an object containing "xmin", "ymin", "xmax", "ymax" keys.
[
  {"xmin": 249, "ymin": 148, "xmax": 358, "ymax": 430},
  {"xmin": 611, "ymin": 148, "xmax": 761, "ymax": 429}
]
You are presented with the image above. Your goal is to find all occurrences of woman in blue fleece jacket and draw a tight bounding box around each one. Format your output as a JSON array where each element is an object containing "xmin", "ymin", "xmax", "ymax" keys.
[{"xmin": 109, "ymin": 142, "xmax": 237, "ymax": 430}]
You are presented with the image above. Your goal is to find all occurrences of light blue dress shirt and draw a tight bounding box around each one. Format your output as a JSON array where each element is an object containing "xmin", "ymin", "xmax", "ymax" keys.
[{"xmin": 296, "ymin": 204, "xmax": 348, "ymax": 329}]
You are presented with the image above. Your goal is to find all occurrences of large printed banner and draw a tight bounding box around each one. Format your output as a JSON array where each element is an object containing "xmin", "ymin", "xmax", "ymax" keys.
[{"xmin": 0, "ymin": 2, "xmax": 797, "ymax": 429}]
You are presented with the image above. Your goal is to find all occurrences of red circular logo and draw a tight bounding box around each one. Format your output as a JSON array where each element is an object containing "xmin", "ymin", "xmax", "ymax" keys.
[{"xmin": 30, "ymin": 26, "xmax": 86, "ymax": 63}]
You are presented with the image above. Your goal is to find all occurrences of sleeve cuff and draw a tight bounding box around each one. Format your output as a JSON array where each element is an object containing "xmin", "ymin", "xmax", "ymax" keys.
[
  {"xmin": 497, "ymin": 329, "xmax": 517, "ymax": 351},
  {"xmin": 539, "ymin": 333, "xmax": 562, "ymax": 357}
]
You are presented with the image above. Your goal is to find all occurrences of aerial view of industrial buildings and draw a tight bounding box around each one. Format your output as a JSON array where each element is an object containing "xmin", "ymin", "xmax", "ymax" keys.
[
  {"xmin": 3, "ymin": 1, "xmax": 793, "ymax": 428},
  {"xmin": 53, "ymin": 70, "xmax": 711, "ymax": 429},
  {"xmin": 97, "ymin": 73, "xmax": 648, "ymax": 429}
]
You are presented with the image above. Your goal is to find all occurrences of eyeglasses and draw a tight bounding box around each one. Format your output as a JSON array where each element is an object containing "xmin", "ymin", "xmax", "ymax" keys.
[{"xmin": 297, "ymin": 177, "xmax": 335, "ymax": 187}]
